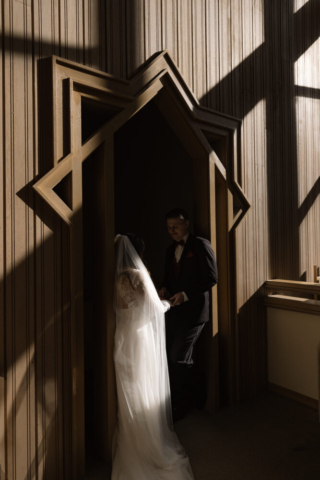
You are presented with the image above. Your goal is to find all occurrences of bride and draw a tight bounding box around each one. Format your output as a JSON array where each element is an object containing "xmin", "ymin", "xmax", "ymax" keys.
[{"xmin": 112, "ymin": 233, "xmax": 194, "ymax": 480}]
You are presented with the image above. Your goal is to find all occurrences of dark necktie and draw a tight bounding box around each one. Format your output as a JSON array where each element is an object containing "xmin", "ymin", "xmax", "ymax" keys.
[
  {"xmin": 174, "ymin": 240, "xmax": 185, "ymax": 247},
  {"xmin": 173, "ymin": 240, "xmax": 185, "ymax": 278}
]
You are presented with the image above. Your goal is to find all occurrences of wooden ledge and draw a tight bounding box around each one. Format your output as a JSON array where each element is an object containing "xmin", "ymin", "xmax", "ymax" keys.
[
  {"xmin": 268, "ymin": 382, "xmax": 319, "ymax": 410},
  {"xmin": 265, "ymin": 294, "xmax": 320, "ymax": 316},
  {"xmin": 265, "ymin": 279, "xmax": 320, "ymax": 296}
]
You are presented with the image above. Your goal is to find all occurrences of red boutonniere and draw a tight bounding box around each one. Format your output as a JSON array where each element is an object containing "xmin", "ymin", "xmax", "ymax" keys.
[{"xmin": 186, "ymin": 251, "xmax": 194, "ymax": 258}]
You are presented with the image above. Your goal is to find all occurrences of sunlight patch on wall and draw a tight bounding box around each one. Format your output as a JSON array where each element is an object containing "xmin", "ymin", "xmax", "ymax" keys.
[
  {"xmin": 242, "ymin": 98, "xmax": 267, "ymax": 191},
  {"xmin": 295, "ymin": 38, "xmax": 320, "ymax": 88},
  {"xmin": 206, "ymin": 0, "xmax": 265, "ymax": 94},
  {"xmin": 241, "ymin": 98, "xmax": 268, "ymax": 297},
  {"xmin": 294, "ymin": 0, "xmax": 310, "ymax": 14},
  {"xmin": 240, "ymin": 0, "xmax": 264, "ymax": 71},
  {"xmin": 296, "ymin": 96, "xmax": 320, "ymax": 208},
  {"xmin": 296, "ymin": 95, "xmax": 320, "ymax": 281}
]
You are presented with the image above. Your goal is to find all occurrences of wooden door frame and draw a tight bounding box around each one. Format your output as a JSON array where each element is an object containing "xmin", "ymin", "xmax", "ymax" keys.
[{"xmin": 34, "ymin": 52, "xmax": 250, "ymax": 479}]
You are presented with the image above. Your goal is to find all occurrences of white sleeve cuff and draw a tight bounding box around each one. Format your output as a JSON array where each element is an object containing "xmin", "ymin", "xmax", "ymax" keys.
[{"xmin": 182, "ymin": 291, "xmax": 189, "ymax": 302}]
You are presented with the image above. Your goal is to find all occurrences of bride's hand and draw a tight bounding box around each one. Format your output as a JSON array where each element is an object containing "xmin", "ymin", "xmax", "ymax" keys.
[
  {"xmin": 158, "ymin": 287, "xmax": 168, "ymax": 300},
  {"xmin": 161, "ymin": 300, "xmax": 171, "ymax": 312}
]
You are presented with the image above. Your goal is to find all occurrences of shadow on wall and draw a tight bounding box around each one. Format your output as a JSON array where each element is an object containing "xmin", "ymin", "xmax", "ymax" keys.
[
  {"xmin": 199, "ymin": 0, "xmax": 320, "ymax": 400},
  {"xmin": 1, "ymin": 35, "xmax": 101, "ymax": 67},
  {"xmin": 2, "ymin": 1, "xmax": 320, "ymax": 477},
  {"xmin": 298, "ymin": 176, "xmax": 320, "ymax": 226},
  {"xmin": 0, "ymin": 50, "xmax": 83, "ymax": 478},
  {"xmin": 0, "ymin": 207, "xmax": 74, "ymax": 480},
  {"xmin": 201, "ymin": 0, "xmax": 320, "ymax": 282}
]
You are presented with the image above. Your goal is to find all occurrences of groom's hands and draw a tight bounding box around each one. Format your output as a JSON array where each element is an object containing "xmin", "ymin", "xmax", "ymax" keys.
[
  {"xmin": 158, "ymin": 289, "xmax": 185, "ymax": 305},
  {"xmin": 169, "ymin": 292, "xmax": 184, "ymax": 306}
]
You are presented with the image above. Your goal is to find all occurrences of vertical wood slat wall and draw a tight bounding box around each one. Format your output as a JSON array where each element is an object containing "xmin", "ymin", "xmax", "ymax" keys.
[
  {"xmin": 0, "ymin": 1, "xmax": 106, "ymax": 478},
  {"xmin": 1, "ymin": 1, "xmax": 320, "ymax": 478}
]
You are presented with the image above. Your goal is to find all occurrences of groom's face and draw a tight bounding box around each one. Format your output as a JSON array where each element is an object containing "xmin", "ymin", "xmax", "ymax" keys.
[{"xmin": 166, "ymin": 217, "xmax": 189, "ymax": 242}]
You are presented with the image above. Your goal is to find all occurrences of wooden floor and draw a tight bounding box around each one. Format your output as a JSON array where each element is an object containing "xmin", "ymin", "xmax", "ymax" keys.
[{"xmin": 82, "ymin": 392, "xmax": 320, "ymax": 480}]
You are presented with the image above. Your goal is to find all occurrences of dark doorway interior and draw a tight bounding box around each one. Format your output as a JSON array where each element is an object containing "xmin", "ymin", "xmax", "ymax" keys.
[
  {"xmin": 114, "ymin": 99, "xmax": 194, "ymax": 287},
  {"xmin": 81, "ymin": 95, "xmax": 224, "ymax": 472},
  {"xmin": 81, "ymin": 97, "xmax": 196, "ymax": 469},
  {"xmin": 82, "ymin": 143, "xmax": 108, "ymax": 467}
]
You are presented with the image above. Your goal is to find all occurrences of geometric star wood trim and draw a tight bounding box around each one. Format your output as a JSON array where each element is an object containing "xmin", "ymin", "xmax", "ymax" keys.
[
  {"xmin": 32, "ymin": 50, "xmax": 251, "ymax": 478},
  {"xmin": 33, "ymin": 51, "xmax": 250, "ymax": 228}
]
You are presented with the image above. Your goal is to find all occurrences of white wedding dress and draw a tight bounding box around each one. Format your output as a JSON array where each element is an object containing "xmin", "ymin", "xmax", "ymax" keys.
[{"xmin": 112, "ymin": 235, "xmax": 194, "ymax": 480}]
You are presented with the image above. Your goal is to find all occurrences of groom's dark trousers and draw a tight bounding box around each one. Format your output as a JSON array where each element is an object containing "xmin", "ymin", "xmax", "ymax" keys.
[{"xmin": 163, "ymin": 234, "xmax": 218, "ymax": 410}]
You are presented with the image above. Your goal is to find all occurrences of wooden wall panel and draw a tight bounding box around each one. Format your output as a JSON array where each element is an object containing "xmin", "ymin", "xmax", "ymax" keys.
[
  {"xmin": 106, "ymin": 0, "xmax": 127, "ymax": 77},
  {"xmin": 0, "ymin": 1, "xmax": 5, "ymax": 476},
  {"xmin": 1, "ymin": 1, "xmax": 107, "ymax": 478},
  {"xmin": 161, "ymin": 0, "xmax": 178, "ymax": 71},
  {"xmin": 2, "ymin": 0, "xmax": 320, "ymax": 477},
  {"xmin": 64, "ymin": 0, "xmax": 84, "ymax": 63},
  {"xmin": 295, "ymin": 0, "xmax": 320, "ymax": 283},
  {"xmin": 126, "ymin": 0, "xmax": 147, "ymax": 77},
  {"xmin": 177, "ymin": 0, "xmax": 193, "ymax": 91},
  {"xmin": 192, "ymin": 0, "xmax": 207, "ymax": 101},
  {"xmin": 113, "ymin": 0, "xmax": 320, "ymax": 401},
  {"xmin": 86, "ymin": 0, "xmax": 106, "ymax": 70},
  {"xmin": 206, "ymin": 0, "xmax": 220, "ymax": 109},
  {"xmin": 144, "ymin": 0, "xmax": 162, "ymax": 61}
]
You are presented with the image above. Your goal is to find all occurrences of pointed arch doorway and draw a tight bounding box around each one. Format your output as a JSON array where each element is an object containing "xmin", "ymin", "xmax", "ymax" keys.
[{"xmin": 34, "ymin": 52, "xmax": 250, "ymax": 478}]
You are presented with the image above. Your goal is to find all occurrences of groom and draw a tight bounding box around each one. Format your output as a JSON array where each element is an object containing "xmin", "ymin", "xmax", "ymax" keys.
[{"xmin": 159, "ymin": 208, "xmax": 218, "ymax": 421}]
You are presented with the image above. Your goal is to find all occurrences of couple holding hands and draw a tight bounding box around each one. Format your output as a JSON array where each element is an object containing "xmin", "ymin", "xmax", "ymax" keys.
[{"xmin": 112, "ymin": 208, "xmax": 218, "ymax": 480}]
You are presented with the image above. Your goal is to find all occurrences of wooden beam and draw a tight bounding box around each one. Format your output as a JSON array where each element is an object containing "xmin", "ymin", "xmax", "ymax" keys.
[
  {"xmin": 70, "ymin": 91, "xmax": 85, "ymax": 479},
  {"xmin": 265, "ymin": 279, "xmax": 320, "ymax": 296},
  {"xmin": 265, "ymin": 294, "xmax": 320, "ymax": 316}
]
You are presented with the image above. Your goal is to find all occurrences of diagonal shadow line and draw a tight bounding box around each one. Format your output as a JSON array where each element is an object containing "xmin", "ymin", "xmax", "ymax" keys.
[
  {"xmin": 202, "ymin": 43, "xmax": 265, "ymax": 119},
  {"xmin": 298, "ymin": 177, "xmax": 320, "ymax": 226},
  {"xmin": 0, "ymin": 229, "xmax": 73, "ymax": 479},
  {"xmin": 1, "ymin": 0, "xmax": 318, "ymax": 125},
  {"xmin": 0, "ymin": 34, "xmax": 100, "ymax": 63},
  {"xmin": 295, "ymin": 85, "xmax": 320, "ymax": 100},
  {"xmin": 200, "ymin": 0, "xmax": 319, "ymax": 400},
  {"xmin": 203, "ymin": 0, "xmax": 320, "ymax": 119},
  {"xmin": 1, "ymin": 0, "xmax": 319, "ymax": 439},
  {"xmin": 294, "ymin": 0, "xmax": 320, "ymax": 61}
]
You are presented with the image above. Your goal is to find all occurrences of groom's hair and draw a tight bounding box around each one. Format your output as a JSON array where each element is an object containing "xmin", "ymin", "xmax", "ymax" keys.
[{"xmin": 165, "ymin": 208, "xmax": 189, "ymax": 222}]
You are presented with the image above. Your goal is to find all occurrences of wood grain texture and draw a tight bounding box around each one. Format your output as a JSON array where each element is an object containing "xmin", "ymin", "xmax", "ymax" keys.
[
  {"xmin": 2, "ymin": 0, "xmax": 320, "ymax": 477},
  {"xmin": 0, "ymin": 1, "xmax": 4, "ymax": 476},
  {"xmin": 32, "ymin": 51, "xmax": 248, "ymax": 470},
  {"xmin": 1, "ymin": 1, "xmax": 107, "ymax": 478},
  {"xmin": 108, "ymin": 0, "xmax": 320, "ymax": 403}
]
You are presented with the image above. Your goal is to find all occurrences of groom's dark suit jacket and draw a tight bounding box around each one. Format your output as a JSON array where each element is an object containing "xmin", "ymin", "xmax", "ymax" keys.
[{"xmin": 163, "ymin": 234, "xmax": 218, "ymax": 325}]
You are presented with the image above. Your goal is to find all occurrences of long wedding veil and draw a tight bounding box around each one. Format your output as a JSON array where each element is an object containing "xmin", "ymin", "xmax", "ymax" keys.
[
  {"xmin": 113, "ymin": 234, "xmax": 173, "ymax": 427},
  {"xmin": 112, "ymin": 234, "xmax": 194, "ymax": 480}
]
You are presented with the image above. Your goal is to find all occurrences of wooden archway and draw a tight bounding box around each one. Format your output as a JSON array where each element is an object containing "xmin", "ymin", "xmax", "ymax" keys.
[{"xmin": 34, "ymin": 51, "xmax": 250, "ymax": 479}]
